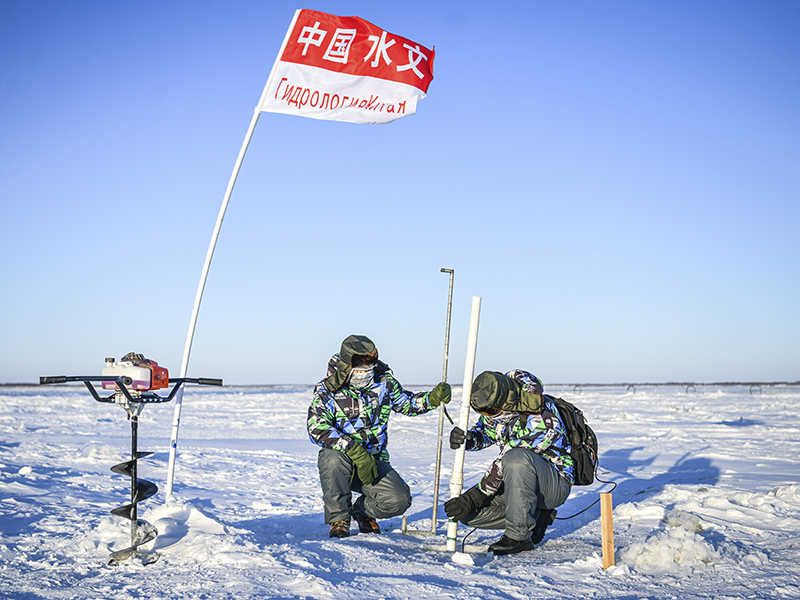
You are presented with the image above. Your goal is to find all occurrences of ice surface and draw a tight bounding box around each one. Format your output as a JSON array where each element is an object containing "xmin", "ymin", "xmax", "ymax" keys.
[{"xmin": 1, "ymin": 383, "xmax": 800, "ymax": 598}]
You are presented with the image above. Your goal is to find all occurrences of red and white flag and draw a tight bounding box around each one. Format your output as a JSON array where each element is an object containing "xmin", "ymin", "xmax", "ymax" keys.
[{"xmin": 260, "ymin": 10, "xmax": 434, "ymax": 124}]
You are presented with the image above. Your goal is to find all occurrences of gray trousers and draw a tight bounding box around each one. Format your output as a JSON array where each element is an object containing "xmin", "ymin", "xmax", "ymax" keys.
[
  {"xmin": 317, "ymin": 448, "xmax": 412, "ymax": 524},
  {"xmin": 463, "ymin": 447, "xmax": 572, "ymax": 541}
]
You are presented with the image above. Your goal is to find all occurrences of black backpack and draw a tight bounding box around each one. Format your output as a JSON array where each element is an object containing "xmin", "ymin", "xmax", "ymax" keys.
[{"xmin": 546, "ymin": 394, "xmax": 598, "ymax": 486}]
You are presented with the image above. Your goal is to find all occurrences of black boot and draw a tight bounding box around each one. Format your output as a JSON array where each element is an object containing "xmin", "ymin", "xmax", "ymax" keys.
[
  {"xmin": 531, "ymin": 509, "xmax": 557, "ymax": 545},
  {"xmin": 351, "ymin": 499, "xmax": 381, "ymax": 534},
  {"xmin": 488, "ymin": 534, "xmax": 534, "ymax": 555}
]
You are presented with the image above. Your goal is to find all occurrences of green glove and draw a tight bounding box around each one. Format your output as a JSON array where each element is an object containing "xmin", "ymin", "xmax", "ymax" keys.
[
  {"xmin": 347, "ymin": 444, "xmax": 378, "ymax": 486},
  {"xmin": 428, "ymin": 382, "xmax": 452, "ymax": 407}
]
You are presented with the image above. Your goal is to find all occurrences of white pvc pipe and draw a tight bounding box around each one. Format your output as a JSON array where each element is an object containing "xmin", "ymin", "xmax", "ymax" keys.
[
  {"xmin": 164, "ymin": 11, "xmax": 302, "ymax": 499},
  {"xmin": 446, "ymin": 296, "xmax": 481, "ymax": 552},
  {"xmin": 164, "ymin": 106, "xmax": 261, "ymax": 498}
]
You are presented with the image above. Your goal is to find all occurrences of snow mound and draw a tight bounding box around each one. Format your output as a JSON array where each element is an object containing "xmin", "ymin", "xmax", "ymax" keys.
[
  {"xmin": 662, "ymin": 509, "xmax": 706, "ymax": 532},
  {"xmin": 78, "ymin": 443, "xmax": 120, "ymax": 461},
  {"xmin": 145, "ymin": 497, "xmax": 227, "ymax": 538},
  {"xmin": 618, "ymin": 526, "xmax": 719, "ymax": 573},
  {"xmin": 75, "ymin": 515, "xmax": 131, "ymax": 557},
  {"xmin": 73, "ymin": 497, "xmax": 262, "ymax": 566},
  {"xmin": 140, "ymin": 497, "xmax": 261, "ymax": 566},
  {"xmin": 615, "ymin": 502, "xmax": 665, "ymax": 521},
  {"xmin": 451, "ymin": 551, "xmax": 474, "ymax": 566}
]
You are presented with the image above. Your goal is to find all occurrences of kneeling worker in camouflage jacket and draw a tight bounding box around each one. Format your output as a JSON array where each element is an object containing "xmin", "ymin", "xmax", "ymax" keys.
[
  {"xmin": 307, "ymin": 335, "xmax": 451, "ymax": 539},
  {"xmin": 445, "ymin": 370, "xmax": 573, "ymax": 555}
]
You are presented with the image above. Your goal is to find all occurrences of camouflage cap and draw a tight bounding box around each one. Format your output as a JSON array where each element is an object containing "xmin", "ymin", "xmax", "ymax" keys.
[
  {"xmin": 470, "ymin": 371, "xmax": 518, "ymax": 413},
  {"xmin": 322, "ymin": 335, "xmax": 380, "ymax": 394},
  {"xmin": 470, "ymin": 371, "xmax": 543, "ymax": 415},
  {"xmin": 339, "ymin": 335, "xmax": 378, "ymax": 368}
]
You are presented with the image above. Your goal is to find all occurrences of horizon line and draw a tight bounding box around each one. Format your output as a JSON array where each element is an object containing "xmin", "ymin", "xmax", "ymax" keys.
[{"xmin": 6, "ymin": 380, "xmax": 799, "ymax": 388}]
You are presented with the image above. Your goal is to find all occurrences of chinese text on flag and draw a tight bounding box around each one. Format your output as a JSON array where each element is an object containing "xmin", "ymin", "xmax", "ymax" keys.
[{"xmin": 260, "ymin": 10, "xmax": 434, "ymax": 124}]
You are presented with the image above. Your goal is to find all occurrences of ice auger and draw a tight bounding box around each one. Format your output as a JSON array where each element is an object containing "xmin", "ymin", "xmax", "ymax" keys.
[{"xmin": 40, "ymin": 353, "xmax": 222, "ymax": 565}]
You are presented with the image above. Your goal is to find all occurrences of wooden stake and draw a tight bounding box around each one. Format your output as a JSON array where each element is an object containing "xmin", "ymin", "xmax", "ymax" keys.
[{"xmin": 601, "ymin": 492, "xmax": 615, "ymax": 568}]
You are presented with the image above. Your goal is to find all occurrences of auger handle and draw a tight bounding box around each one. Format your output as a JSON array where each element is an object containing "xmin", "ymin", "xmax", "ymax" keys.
[
  {"xmin": 39, "ymin": 375, "xmax": 132, "ymax": 386},
  {"xmin": 171, "ymin": 377, "xmax": 223, "ymax": 387}
]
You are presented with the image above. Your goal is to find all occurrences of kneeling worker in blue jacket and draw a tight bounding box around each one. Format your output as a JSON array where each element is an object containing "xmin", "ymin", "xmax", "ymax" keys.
[
  {"xmin": 307, "ymin": 335, "xmax": 451, "ymax": 538},
  {"xmin": 445, "ymin": 370, "xmax": 573, "ymax": 555}
]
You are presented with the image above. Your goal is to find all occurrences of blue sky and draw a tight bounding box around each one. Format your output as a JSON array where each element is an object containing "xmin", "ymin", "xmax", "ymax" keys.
[{"xmin": 2, "ymin": 1, "xmax": 798, "ymax": 386}]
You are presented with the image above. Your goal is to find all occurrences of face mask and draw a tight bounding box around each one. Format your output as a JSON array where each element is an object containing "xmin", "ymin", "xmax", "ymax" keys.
[
  {"xmin": 349, "ymin": 367, "xmax": 375, "ymax": 391},
  {"xmin": 479, "ymin": 410, "xmax": 514, "ymax": 424}
]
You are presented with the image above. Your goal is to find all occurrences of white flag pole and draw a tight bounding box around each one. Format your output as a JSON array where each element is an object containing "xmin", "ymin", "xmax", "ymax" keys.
[
  {"xmin": 164, "ymin": 10, "xmax": 301, "ymax": 499},
  {"xmin": 446, "ymin": 296, "xmax": 481, "ymax": 552},
  {"xmin": 164, "ymin": 107, "xmax": 259, "ymax": 498}
]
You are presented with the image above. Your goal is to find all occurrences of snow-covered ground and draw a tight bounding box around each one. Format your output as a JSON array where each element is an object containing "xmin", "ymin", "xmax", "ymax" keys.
[{"xmin": 2, "ymin": 382, "xmax": 799, "ymax": 599}]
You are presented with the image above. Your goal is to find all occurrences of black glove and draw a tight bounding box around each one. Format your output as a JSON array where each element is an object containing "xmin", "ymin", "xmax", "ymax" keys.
[
  {"xmin": 449, "ymin": 426, "xmax": 474, "ymax": 450},
  {"xmin": 444, "ymin": 486, "xmax": 486, "ymax": 522}
]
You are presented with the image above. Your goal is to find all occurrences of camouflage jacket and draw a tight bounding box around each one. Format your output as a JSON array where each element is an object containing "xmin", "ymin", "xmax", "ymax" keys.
[
  {"xmin": 307, "ymin": 355, "xmax": 435, "ymax": 462},
  {"xmin": 467, "ymin": 370, "xmax": 574, "ymax": 493}
]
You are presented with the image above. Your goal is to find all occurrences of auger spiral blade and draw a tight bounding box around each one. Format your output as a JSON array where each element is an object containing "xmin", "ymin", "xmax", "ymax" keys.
[
  {"xmin": 110, "ymin": 452, "xmax": 154, "ymax": 477},
  {"xmin": 110, "ymin": 479, "xmax": 158, "ymax": 519},
  {"xmin": 107, "ymin": 413, "xmax": 161, "ymax": 565},
  {"xmin": 109, "ymin": 520, "xmax": 159, "ymax": 566}
]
